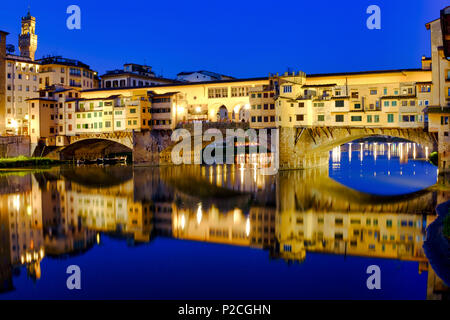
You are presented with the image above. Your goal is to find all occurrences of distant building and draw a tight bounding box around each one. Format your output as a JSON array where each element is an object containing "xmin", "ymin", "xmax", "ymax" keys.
[
  {"xmin": 18, "ymin": 10, "xmax": 37, "ymax": 61},
  {"xmin": 36, "ymin": 56, "xmax": 98, "ymax": 90},
  {"xmin": 0, "ymin": 10, "xmax": 40, "ymax": 135},
  {"xmin": 1, "ymin": 11, "xmax": 99, "ymax": 135},
  {"xmin": 3, "ymin": 54, "xmax": 39, "ymax": 135},
  {"xmin": 176, "ymin": 70, "xmax": 235, "ymax": 83},
  {"xmin": 101, "ymin": 63, "xmax": 177, "ymax": 88},
  {"xmin": 425, "ymin": 6, "xmax": 450, "ymax": 172}
]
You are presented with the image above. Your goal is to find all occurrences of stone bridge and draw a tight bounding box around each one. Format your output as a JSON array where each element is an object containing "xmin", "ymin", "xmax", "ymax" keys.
[
  {"xmin": 50, "ymin": 130, "xmax": 173, "ymax": 163},
  {"xmin": 279, "ymin": 126, "xmax": 438, "ymax": 170},
  {"xmin": 49, "ymin": 125, "xmax": 439, "ymax": 168}
]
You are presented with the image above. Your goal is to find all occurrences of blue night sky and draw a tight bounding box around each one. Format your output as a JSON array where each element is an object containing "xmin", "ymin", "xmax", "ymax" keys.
[{"xmin": 0, "ymin": 0, "xmax": 448, "ymax": 78}]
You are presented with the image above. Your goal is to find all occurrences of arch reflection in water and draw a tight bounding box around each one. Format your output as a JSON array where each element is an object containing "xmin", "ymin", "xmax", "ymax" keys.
[
  {"xmin": 330, "ymin": 142, "xmax": 438, "ymax": 195},
  {"xmin": 0, "ymin": 162, "xmax": 447, "ymax": 299}
]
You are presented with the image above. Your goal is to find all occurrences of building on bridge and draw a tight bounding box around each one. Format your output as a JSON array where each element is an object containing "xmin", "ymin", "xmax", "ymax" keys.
[
  {"xmin": 77, "ymin": 66, "xmax": 433, "ymax": 131},
  {"xmin": 27, "ymin": 85, "xmax": 81, "ymax": 148},
  {"xmin": 176, "ymin": 70, "xmax": 235, "ymax": 83},
  {"xmin": 101, "ymin": 63, "xmax": 177, "ymax": 89},
  {"xmin": 37, "ymin": 56, "xmax": 98, "ymax": 90},
  {"xmin": 28, "ymin": 85, "xmax": 152, "ymax": 148}
]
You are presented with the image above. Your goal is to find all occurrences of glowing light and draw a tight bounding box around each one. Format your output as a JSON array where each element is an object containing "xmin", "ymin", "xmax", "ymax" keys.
[
  {"xmin": 196, "ymin": 203, "xmax": 202, "ymax": 224},
  {"xmin": 96, "ymin": 233, "xmax": 101, "ymax": 244},
  {"xmin": 373, "ymin": 143, "xmax": 377, "ymax": 161},
  {"xmin": 425, "ymin": 146, "xmax": 429, "ymax": 159},
  {"xmin": 195, "ymin": 106, "xmax": 202, "ymax": 113},
  {"xmin": 27, "ymin": 205, "xmax": 32, "ymax": 216},
  {"xmin": 233, "ymin": 208, "xmax": 242, "ymax": 224},
  {"xmin": 245, "ymin": 217, "xmax": 250, "ymax": 237},
  {"xmin": 332, "ymin": 146, "xmax": 341, "ymax": 163},
  {"xmin": 180, "ymin": 214, "xmax": 185, "ymax": 230},
  {"xmin": 244, "ymin": 104, "xmax": 250, "ymax": 110},
  {"xmin": 359, "ymin": 143, "xmax": 364, "ymax": 162},
  {"xmin": 13, "ymin": 195, "xmax": 20, "ymax": 211},
  {"xmin": 348, "ymin": 143, "xmax": 352, "ymax": 162},
  {"xmin": 413, "ymin": 143, "xmax": 416, "ymax": 160},
  {"xmin": 177, "ymin": 106, "xmax": 185, "ymax": 113},
  {"xmin": 387, "ymin": 143, "xmax": 391, "ymax": 160},
  {"xmin": 233, "ymin": 105, "xmax": 240, "ymax": 114}
]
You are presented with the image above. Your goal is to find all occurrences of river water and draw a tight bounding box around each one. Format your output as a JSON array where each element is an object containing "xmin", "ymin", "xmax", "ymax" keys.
[{"xmin": 0, "ymin": 141, "xmax": 448, "ymax": 299}]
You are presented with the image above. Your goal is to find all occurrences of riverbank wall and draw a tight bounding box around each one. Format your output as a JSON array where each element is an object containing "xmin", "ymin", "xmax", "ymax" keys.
[{"xmin": 0, "ymin": 136, "xmax": 30, "ymax": 158}]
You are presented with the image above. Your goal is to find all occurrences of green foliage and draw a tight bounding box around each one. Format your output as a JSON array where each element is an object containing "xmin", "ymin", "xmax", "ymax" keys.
[
  {"xmin": 429, "ymin": 152, "xmax": 438, "ymax": 166},
  {"xmin": 0, "ymin": 156, "xmax": 62, "ymax": 168}
]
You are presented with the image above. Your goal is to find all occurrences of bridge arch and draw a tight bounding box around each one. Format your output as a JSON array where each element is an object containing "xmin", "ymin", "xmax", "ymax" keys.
[
  {"xmin": 60, "ymin": 138, "xmax": 133, "ymax": 161},
  {"xmin": 279, "ymin": 126, "xmax": 438, "ymax": 170}
]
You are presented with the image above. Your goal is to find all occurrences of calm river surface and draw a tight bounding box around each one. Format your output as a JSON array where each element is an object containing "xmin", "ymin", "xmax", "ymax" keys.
[{"xmin": 0, "ymin": 141, "xmax": 448, "ymax": 299}]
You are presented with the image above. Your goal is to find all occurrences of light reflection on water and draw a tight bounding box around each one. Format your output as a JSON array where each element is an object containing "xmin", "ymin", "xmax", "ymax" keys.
[
  {"xmin": 0, "ymin": 146, "xmax": 448, "ymax": 299},
  {"xmin": 330, "ymin": 142, "xmax": 438, "ymax": 195}
]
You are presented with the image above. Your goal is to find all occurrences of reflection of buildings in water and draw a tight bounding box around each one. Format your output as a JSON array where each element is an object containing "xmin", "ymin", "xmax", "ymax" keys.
[
  {"xmin": 154, "ymin": 201, "xmax": 174, "ymax": 237},
  {"xmin": 275, "ymin": 210, "xmax": 427, "ymax": 263},
  {"xmin": 0, "ymin": 190, "xmax": 44, "ymax": 281},
  {"xmin": 427, "ymin": 263, "xmax": 450, "ymax": 300},
  {"xmin": 424, "ymin": 206, "xmax": 450, "ymax": 300},
  {"xmin": 32, "ymin": 176, "xmax": 96, "ymax": 256},
  {"xmin": 172, "ymin": 204, "xmax": 251, "ymax": 246},
  {"xmin": 159, "ymin": 165, "xmax": 276, "ymax": 203},
  {"xmin": 0, "ymin": 166, "xmax": 448, "ymax": 299},
  {"xmin": 54, "ymin": 179, "xmax": 152, "ymax": 244},
  {"xmin": 249, "ymin": 207, "xmax": 276, "ymax": 249},
  {"xmin": 274, "ymin": 168, "xmax": 436, "ymax": 263},
  {"xmin": 0, "ymin": 206, "xmax": 13, "ymax": 293}
]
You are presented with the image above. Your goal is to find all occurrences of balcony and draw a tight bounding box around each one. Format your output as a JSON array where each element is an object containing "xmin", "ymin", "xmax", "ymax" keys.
[
  {"xmin": 313, "ymin": 95, "xmax": 331, "ymax": 101},
  {"xmin": 39, "ymin": 68, "xmax": 55, "ymax": 73}
]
